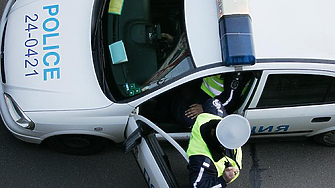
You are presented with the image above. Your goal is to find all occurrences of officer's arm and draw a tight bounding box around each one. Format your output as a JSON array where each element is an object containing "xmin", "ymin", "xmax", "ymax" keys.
[
  {"xmin": 216, "ymin": 72, "xmax": 253, "ymax": 113},
  {"xmin": 200, "ymin": 120, "xmax": 224, "ymax": 162}
]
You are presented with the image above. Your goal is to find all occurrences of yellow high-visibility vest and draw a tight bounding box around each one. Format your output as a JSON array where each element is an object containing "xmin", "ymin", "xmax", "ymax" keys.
[
  {"xmin": 187, "ymin": 113, "xmax": 242, "ymax": 183},
  {"xmin": 201, "ymin": 75, "xmax": 224, "ymax": 98},
  {"xmin": 201, "ymin": 75, "xmax": 250, "ymax": 98}
]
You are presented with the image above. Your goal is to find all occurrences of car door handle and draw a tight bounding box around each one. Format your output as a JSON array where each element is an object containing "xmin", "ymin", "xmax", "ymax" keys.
[{"xmin": 311, "ymin": 117, "xmax": 331, "ymax": 123}]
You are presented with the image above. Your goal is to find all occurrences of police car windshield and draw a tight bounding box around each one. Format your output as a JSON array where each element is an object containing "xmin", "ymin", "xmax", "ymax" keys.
[{"xmin": 96, "ymin": 0, "xmax": 194, "ymax": 101}]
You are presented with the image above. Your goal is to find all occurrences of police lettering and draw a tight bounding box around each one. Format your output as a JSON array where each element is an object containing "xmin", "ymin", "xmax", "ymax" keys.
[
  {"xmin": 251, "ymin": 125, "xmax": 290, "ymax": 134},
  {"xmin": 42, "ymin": 5, "xmax": 60, "ymax": 81}
]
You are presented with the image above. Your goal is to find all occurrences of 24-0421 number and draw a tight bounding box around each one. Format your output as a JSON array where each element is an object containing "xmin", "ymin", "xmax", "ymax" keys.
[{"xmin": 24, "ymin": 14, "xmax": 39, "ymax": 77}]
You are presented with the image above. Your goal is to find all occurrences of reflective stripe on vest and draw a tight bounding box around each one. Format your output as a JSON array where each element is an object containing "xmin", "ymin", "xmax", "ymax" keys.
[
  {"xmin": 187, "ymin": 113, "xmax": 243, "ymax": 179},
  {"xmin": 201, "ymin": 75, "xmax": 224, "ymax": 98}
]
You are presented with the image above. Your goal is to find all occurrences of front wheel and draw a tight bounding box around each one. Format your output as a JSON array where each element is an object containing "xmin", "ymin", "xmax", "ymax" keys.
[
  {"xmin": 313, "ymin": 131, "xmax": 335, "ymax": 146},
  {"xmin": 45, "ymin": 134, "xmax": 110, "ymax": 155}
]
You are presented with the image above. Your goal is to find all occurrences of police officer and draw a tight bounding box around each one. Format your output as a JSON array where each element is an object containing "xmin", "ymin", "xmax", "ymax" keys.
[
  {"xmin": 186, "ymin": 72, "xmax": 252, "ymax": 119},
  {"xmin": 171, "ymin": 72, "xmax": 252, "ymax": 128},
  {"xmin": 187, "ymin": 99, "xmax": 250, "ymax": 188}
]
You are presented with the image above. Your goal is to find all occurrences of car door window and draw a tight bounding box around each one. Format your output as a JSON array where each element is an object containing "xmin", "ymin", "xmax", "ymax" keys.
[
  {"xmin": 325, "ymin": 81, "xmax": 335, "ymax": 102},
  {"xmin": 257, "ymin": 74, "xmax": 335, "ymax": 108}
]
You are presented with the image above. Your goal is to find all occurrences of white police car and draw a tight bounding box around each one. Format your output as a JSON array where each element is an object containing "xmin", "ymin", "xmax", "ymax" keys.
[{"xmin": 1, "ymin": 0, "xmax": 335, "ymax": 159}]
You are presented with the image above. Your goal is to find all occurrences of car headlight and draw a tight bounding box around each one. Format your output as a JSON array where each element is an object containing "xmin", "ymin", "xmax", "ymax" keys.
[{"xmin": 4, "ymin": 93, "xmax": 35, "ymax": 130}]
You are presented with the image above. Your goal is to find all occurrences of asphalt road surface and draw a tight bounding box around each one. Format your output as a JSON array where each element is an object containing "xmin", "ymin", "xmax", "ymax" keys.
[
  {"xmin": 1, "ymin": 1, "xmax": 335, "ymax": 188},
  {"xmin": 2, "ymin": 118, "xmax": 335, "ymax": 188},
  {"xmin": 164, "ymin": 138, "xmax": 335, "ymax": 188}
]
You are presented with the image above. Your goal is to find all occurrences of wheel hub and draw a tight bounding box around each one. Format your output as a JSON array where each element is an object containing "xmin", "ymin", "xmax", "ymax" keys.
[{"xmin": 323, "ymin": 131, "xmax": 335, "ymax": 144}]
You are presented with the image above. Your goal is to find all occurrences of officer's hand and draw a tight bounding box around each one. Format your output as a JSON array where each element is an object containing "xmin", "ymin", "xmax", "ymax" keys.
[
  {"xmin": 185, "ymin": 104, "xmax": 203, "ymax": 119},
  {"xmin": 161, "ymin": 33, "xmax": 174, "ymax": 44},
  {"xmin": 222, "ymin": 167, "xmax": 239, "ymax": 183}
]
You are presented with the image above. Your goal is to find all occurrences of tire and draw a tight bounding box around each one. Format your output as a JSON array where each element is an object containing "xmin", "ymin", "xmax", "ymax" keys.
[
  {"xmin": 313, "ymin": 131, "xmax": 335, "ymax": 147},
  {"xmin": 46, "ymin": 134, "xmax": 110, "ymax": 155}
]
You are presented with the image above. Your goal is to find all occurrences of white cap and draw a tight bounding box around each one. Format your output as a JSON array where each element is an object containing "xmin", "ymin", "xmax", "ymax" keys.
[{"xmin": 216, "ymin": 114, "xmax": 251, "ymax": 149}]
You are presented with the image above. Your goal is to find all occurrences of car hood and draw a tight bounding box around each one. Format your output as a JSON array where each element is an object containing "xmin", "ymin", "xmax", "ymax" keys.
[{"xmin": 3, "ymin": 0, "xmax": 112, "ymax": 111}]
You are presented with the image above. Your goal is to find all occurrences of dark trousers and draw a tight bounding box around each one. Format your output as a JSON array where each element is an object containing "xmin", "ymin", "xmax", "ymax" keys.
[{"xmin": 188, "ymin": 155, "xmax": 227, "ymax": 188}]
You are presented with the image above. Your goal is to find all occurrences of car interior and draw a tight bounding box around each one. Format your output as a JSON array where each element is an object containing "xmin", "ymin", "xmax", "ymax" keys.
[
  {"xmin": 139, "ymin": 71, "xmax": 257, "ymax": 133},
  {"xmin": 102, "ymin": 0, "xmax": 188, "ymax": 100}
]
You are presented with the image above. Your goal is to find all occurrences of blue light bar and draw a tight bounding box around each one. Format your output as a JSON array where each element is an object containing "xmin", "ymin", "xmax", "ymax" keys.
[{"xmin": 219, "ymin": 14, "xmax": 256, "ymax": 66}]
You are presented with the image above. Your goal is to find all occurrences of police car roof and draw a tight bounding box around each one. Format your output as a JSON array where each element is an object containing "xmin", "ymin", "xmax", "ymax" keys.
[
  {"xmin": 250, "ymin": 0, "xmax": 335, "ymax": 61},
  {"xmin": 184, "ymin": 0, "xmax": 222, "ymax": 68},
  {"xmin": 185, "ymin": 0, "xmax": 335, "ymax": 68}
]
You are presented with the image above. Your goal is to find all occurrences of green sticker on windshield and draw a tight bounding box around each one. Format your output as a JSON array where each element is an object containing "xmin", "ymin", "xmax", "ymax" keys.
[{"xmin": 126, "ymin": 83, "xmax": 141, "ymax": 96}]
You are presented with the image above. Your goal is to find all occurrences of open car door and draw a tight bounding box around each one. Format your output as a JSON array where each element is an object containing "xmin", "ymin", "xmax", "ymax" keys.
[{"xmin": 124, "ymin": 114, "xmax": 189, "ymax": 188}]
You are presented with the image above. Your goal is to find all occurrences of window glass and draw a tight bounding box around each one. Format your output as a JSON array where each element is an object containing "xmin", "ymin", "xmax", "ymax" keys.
[
  {"xmin": 257, "ymin": 74, "xmax": 335, "ymax": 108},
  {"xmin": 97, "ymin": 0, "xmax": 193, "ymax": 101},
  {"xmin": 325, "ymin": 81, "xmax": 335, "ymax": 102}
]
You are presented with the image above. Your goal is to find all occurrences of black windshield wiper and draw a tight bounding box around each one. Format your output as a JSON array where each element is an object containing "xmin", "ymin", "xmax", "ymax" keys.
[
  {"xmin": 92, "ymin": 0, "xmax": 108, "ymax": 51},
  {"xmin": 91, "ymin": 0, "xmax": 109, "ymax": 92}
]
